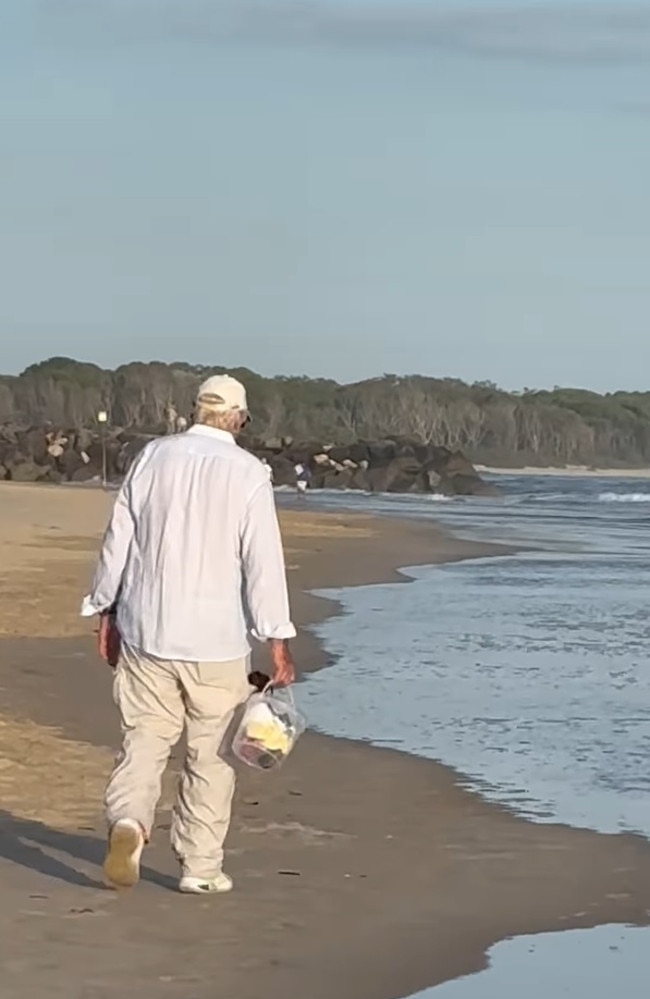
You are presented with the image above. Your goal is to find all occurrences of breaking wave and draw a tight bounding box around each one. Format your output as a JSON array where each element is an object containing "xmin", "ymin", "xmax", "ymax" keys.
[{"xmin": 598, "ymin": 492, "xmax": 650, "ymax": 503}]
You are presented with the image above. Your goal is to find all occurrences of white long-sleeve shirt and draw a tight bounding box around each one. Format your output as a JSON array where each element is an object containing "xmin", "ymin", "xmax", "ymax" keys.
[{"xmin": 82, "ymin": 425, "xmax": 296, "ymax": 661}]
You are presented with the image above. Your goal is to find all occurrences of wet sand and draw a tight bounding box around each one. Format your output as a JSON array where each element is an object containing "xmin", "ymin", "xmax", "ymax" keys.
[{"xmin": 0, "ymin": 482, "xmax": 649, "ymax": 999}]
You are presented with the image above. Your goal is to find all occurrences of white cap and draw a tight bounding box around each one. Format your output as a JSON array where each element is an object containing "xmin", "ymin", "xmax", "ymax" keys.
[{"xmin": 196, "ymin": 375, "xmax": 248, "ymax": 413}]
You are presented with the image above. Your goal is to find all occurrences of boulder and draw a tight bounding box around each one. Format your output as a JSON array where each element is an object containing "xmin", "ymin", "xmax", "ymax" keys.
[
  {"xmin": 0, "ymin": 441, "xmax": 18, "ymax": 469},
  {"xmin": 445, "ymin": 450, "xmax": 480, "ymax": 478},
  {"xmin": 17, "ymin": 428, "xmax": 49, "ymax": 465},
  {"xmin": 56, "ymin": 447, "xmax": 86, "ymax": 480},
  {"xmin": 283, "ymin": 440, "xmax": 325, "ymax": 465},
  {"xmin": 10, "ymin": 460, "xmax": 48, "ymax": 483},
  {"xmin": 0, "ymin": 421, "xmax": 497, "ymax": 498},
  {"xmin": 87, "ymin": 436, "xmax": 147, "ymax": 478},
  {"xmin": 349, "ymin": 466, "xmax": 371, "ymax": 491},
  {"xmin": 366, "ymin": 457, "xmax": 423, "ymax": 494},
  {"xmin": 423, "ymin": 443, "xmax": 453, "ymax": 468},
  {"xmin": 73, "ymin": 428, "xmax": 96, "ymax": 454},
  {"xmin": 327, "ymin": 442, "xmax": 371, "ymax": 465},
  {"xmin": 444, "ymin": 473, "xmax": 501, "ymax": 498},
  {"xmin": 267, "ymin": 455, "xmax": 297, "ymax": 488},
  {"xmin": 71, "ymin": 464, "xmax": 99, "ymax": 483},
  {"xmin": 317, "ymin": 468, "xmax": 354, "ymax": 490},
  {"xmin": 0, "ymin": 424, "xmax": 19, "ymax": 446},
  {"xmin": 260, "ymin": 437, "xmax": 285, "ymax": 453},
  {"xmin": 390, "ymin": 438, "xmax": 418, "ymax": 461},
  {"xmin": 366, "ymin": 439, "xmax": 398, "ymax": 466}
]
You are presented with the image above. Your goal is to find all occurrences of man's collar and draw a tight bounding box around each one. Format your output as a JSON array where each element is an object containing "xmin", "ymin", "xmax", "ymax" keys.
[{"xmin": 186, "ymin": 425, "xmax": 236, "ymax": 445}]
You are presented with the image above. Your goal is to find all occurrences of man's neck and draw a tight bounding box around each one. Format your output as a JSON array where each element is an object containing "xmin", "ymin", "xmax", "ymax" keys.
[{"xmin": 187, "ymin": 424, "xmax": 237, "ymax": 444}]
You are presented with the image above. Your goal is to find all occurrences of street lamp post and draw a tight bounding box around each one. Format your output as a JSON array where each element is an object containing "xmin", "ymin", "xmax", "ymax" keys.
[{"xmin": 97, "ymin": 410, "xmax": 108, "ymax": 488}]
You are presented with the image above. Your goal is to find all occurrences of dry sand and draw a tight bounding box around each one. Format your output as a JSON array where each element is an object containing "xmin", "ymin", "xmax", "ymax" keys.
[
  {"xmin": 477, "ymin": 464, "xmax": 650, "ymax": 478},
  {"xmin": 0, "ymin": 481, "xmax": 649, "ymax": 999}
]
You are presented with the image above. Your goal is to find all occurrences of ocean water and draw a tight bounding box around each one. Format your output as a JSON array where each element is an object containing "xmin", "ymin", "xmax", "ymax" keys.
[
  {"xmin": 289, "ymin": 475, "xmax": 650, "ymax": 996},
  {"xmin": 300, "ymin": 474, "xmax": 650, "ymax": 835},
  {"xmin": 411, "ymin": 924, "xmax": 648, "ymax": 999}
]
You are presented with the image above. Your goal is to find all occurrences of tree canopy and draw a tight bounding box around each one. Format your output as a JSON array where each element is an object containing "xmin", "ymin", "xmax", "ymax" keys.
[{"xmin": 1, "ymin": 357, "xmax": 648, "ymax": 467}]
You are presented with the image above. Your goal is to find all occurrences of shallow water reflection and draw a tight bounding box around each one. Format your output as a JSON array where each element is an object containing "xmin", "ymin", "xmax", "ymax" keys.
[
  {"xmin": 304, "ymin": 553, "xmax": 650, "ymax": 837},
  {"xmin": 299, "ymin": 475, "xmax": 650, "ymax": 997},
  {"xmin": 410, "ymin": 925, "xmax": 648, "ymax": 998}
]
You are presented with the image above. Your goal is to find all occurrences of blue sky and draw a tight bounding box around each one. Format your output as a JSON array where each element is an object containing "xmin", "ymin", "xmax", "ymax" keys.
[{"xmin": 1, "ymin": 1, "xmax": 650, "ymax": 389}]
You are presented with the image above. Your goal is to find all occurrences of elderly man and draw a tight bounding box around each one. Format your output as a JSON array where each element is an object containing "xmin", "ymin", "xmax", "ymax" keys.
[{"xmin": 82, "ymin": 375, "xmax": 296, "ymax": 894}]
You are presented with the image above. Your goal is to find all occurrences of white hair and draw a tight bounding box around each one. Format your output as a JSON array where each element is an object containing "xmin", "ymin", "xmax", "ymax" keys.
[{"xmin": 194, "ymin": 405, "xmax": 247, "ymax": 434}]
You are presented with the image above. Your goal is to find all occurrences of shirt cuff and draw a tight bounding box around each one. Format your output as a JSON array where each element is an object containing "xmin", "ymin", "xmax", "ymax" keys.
[
  {"xmin": 251, "ymin": 623, "xmax": 297, "ymax": 642},
  {"xmin": 80, "ymin": 594, "xmax": 104, "ymax": 618}
]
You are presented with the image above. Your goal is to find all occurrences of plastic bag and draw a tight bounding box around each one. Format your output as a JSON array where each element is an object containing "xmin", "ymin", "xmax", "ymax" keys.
[{"xmin": 232, "ymin": 686, "xmax": 306, "ymax": 771}]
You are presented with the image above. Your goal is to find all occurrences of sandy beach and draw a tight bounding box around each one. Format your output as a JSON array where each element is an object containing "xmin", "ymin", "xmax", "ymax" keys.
[
  {"xmin": 476, "ymin": 465, "xmax": 650, "ymax": 478},
  {"xmin": 0, "ymin": 482, "xmax": 649, "ymax": 999}
]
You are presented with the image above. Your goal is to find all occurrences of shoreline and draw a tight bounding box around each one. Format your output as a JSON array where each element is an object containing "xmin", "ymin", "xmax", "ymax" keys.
[
  {"xmin": 477, "ymin": 464, "xmax": 650, "ymax": 478},
  {"xmin": 278, "ymin": 511, "xmax": 512, "ymax": 684},
  {"xmin": 0, "ymin": 483, "xmax": 649, "ymax": 999}
]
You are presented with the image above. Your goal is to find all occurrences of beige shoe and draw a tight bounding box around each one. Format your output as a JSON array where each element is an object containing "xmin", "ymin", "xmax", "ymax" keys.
[{"xmin": 103, "ymin": 818, "xmax": 145, "ymax": 889}]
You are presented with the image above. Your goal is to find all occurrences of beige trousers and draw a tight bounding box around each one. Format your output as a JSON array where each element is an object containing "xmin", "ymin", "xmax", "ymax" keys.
[{"xmin": 105, "ymin": 644, "xmax": 251, "ymax": 879}]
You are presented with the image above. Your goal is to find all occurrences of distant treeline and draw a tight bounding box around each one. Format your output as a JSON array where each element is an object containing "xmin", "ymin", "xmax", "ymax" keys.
[{"xmin": 1, "ymin": 357, "xmax": 649, "ymax": 467}]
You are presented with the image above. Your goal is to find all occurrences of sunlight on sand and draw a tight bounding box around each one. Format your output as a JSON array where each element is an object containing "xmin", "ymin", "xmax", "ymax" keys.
[
  {"xmin": 0, "ymin": 716, "xmax": 112, "ymax": 828},
  {"xmin": 0, "ymin": 482, "xmax": 365, "ymax": 638},
  {"xmin": 0, "ymin": 482, "xmax": 371, "ymax": 827}
]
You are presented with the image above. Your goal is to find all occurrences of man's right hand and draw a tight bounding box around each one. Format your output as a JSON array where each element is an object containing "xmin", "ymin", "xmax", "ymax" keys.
[
  {"xmin": 269, "ymin": 639, "xmax": 296, "ymax": 687},
  {"xmin": 98, "ymin": 611, "xmax": 122, "ymax": 668}
]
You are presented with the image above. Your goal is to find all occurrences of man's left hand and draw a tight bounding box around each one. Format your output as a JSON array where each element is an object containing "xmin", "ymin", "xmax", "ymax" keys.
[{"xmin": 269, "ymin": 639, "xmax": 295, "ymax": 687}]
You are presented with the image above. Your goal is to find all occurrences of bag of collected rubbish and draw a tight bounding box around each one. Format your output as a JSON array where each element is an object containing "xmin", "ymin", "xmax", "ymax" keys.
[{"xmin": 232, "ymin": 686, "xmax": 306, "ymax": 771}]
